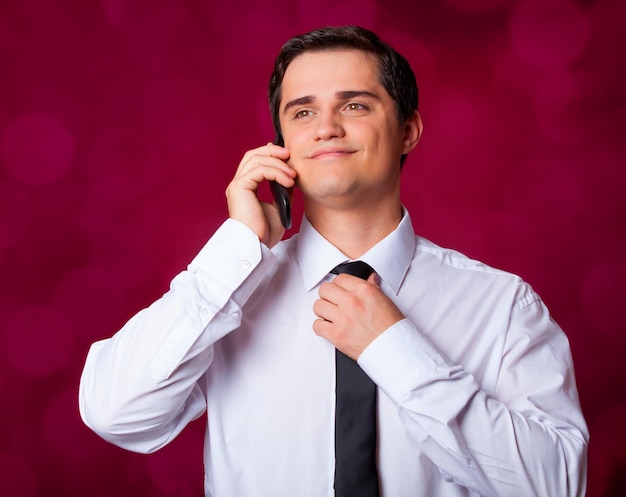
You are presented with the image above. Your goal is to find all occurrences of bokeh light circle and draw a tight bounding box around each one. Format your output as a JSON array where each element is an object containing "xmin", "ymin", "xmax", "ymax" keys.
[
  {"xmin": 442, "ymin": 0, "xmax": 516, "ymax": 13},
  {"xmin": 0, "ymin": 180, "xmax": 32, "ymax": 250},
  {"xmin": 580, "ymin": 260, "xmax": 626, "ymax": 338},
  {"xmin": 3, "ymin": 305, "xmax": 74, "ymax": 378},
  {"xmin": 533, "ymin": 69, "xmax": 590, "ymax": 145},
  {"xmin": 52, "ymin": 264, "xmax": 125, "ymax": 338},
  {"xmin": 1, "ymin": 112, "xmax": 75, "ymax": 186},
  {"xmin": 41, "ymin": 387, "xmax": 99, "ymax": 462},
  {"xmin": 101, "ymin": 0, "xmax": 129, "ymax": 27},
  {"xmin": 0, "ymin": 452, "xmax": 38, "ymax": 497},
  {"xmin": 83, "ymin": 124, "xmax": 161, "ymax": 201},
  {"xmin": 510, "ymin": 0, "xmax": 591, "ymax": 68}
]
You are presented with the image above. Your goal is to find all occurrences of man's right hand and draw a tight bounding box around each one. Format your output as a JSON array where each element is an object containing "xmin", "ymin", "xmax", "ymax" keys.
[{"xmin": 225, "ymin": 142, "xmax": 296, "ymax": 248}]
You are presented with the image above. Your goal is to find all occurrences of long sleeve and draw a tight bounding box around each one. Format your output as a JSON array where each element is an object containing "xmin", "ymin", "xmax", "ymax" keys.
[
  {"xmin": 359, "ymin": 288, "xmax": 588, "ymax": 497},
  {"xmin": 78, "ymin": 219, "xmax": 275, "ymax": 453}
]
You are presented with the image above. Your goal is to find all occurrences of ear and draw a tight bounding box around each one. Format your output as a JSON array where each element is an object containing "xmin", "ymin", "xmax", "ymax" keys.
[{"xmin": 401, "ymin": 110, "xmax": 423, "ymax": 155}]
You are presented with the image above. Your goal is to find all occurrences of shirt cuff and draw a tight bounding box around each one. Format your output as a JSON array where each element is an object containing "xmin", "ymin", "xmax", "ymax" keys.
[
  {"xmin": 358, "ymin": 318, "xmax": 451, "ymax": 403},
  {"xmin": 187, "ymin": 218, "xmax": 275, "ymax": 309}
]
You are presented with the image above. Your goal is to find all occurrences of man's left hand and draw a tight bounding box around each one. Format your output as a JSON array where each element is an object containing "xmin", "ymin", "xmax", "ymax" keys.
[{"xmin": 313, "ymin": 273, "xmax": 405, "ymax": 360}]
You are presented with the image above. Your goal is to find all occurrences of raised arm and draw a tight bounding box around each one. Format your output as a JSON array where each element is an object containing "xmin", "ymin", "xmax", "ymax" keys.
[{"xmin": 79, "ymin": 142, "xmax": 295, "ymax": 453}]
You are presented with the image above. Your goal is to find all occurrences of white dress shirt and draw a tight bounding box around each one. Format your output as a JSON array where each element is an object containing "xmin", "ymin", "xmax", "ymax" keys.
[{"xmin": 79, "ymin": 211, "xmax": 588, "ymax": 497}]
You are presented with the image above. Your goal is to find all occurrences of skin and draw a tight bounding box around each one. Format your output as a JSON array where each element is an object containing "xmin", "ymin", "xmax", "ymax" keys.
[{"xmin": 226, "ymin": 49, "xmax": 423, "ymax": 359}]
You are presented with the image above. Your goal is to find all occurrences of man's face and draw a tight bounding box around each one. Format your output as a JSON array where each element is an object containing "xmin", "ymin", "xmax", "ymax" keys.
[{"xmin": 278, "ymin": 49, "xmax": 417, "ymax": 211}]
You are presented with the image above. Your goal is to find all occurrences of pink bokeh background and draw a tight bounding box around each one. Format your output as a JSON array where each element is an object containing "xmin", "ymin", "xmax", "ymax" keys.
[{"xmin": 1, "ymin": 0, "xmax": 625, "ymax": 495}]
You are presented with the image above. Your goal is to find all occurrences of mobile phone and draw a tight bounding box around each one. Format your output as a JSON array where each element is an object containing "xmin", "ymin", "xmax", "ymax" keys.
[{"xmin": 269, "ymin": 131, "xmax": 292, "ymax": 229}]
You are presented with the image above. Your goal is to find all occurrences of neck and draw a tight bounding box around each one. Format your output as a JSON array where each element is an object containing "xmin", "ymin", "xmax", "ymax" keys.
[{"xmin": 304, "ymin": 198, "xmax": 403, "ymax": 259}]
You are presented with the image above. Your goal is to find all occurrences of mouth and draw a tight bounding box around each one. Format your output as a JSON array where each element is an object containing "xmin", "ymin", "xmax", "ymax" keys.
[{"xmin": 309, "ymin": 148, "xmax": 355, "ymax": 160}]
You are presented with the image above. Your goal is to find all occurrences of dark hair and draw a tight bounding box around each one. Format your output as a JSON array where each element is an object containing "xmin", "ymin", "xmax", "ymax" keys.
[{"xmin": 268, "ymin": 25, "xmax": 419, "ymax": 141}]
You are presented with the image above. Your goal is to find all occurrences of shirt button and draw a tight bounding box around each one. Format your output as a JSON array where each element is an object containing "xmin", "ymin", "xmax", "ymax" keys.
[
  {"xmin": 240, "ymin": 259, "xmax": 251, "ymax": 269},
  {"xmin": 200, "ymin": 306, "xmax": 209, "ymax": 316}
]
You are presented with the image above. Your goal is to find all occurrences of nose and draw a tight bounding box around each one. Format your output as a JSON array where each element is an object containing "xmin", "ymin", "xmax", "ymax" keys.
[{"xmin": 314, "ymin": 110, "xmax": 345, "ymax": 141}]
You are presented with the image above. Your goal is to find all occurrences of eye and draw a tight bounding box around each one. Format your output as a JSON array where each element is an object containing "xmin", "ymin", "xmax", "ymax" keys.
[
  {"xmin": 294, "ymin": 109, "xmax": 314, "ymax": 119},
  {"xmin": 345, "ymin": 102, "xmax": 368, "ymax": 112}
]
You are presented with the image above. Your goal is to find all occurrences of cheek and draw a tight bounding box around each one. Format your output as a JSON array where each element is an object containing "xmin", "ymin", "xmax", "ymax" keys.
[
  {"xmin": 362, "ymin": 132, "xmax": 386, "ymax": 161},
  {"xmin": 283, "ymin": 131, "xmax": 307, "ymax": 166},
  {"xmin": 374, "ymin": 126, "xmax": 404, "ymax": 160}
]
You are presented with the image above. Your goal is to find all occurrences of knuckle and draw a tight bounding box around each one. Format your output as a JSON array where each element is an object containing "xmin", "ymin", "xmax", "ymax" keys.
[
  {"xmin": 362, "ymin": 285, "xmax": 377, "ymax": 299},
  {"xmin": 344, "ymin": 294, "xmax": 359, "ymax": 308}
]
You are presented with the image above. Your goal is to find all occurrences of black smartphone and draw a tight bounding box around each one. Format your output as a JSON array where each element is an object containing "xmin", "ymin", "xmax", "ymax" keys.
[{"xmin": 269, "ymin": 131, "xmax": 292, "ymax": 229}]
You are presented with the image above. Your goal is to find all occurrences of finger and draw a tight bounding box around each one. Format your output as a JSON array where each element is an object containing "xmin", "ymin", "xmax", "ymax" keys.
[
  {"xmin": 312, "ymin": 317, "xmax": 333, "ymax": 338},
  {"xmin": 317, "ymin": 280, "xmax": 349, "ymax": 306},
  {"xmin": 232, "ymin": 162, "xmax": 296, "ymax": 194},
  {"xmin": 237, "ymin": 144, "xmax": 290, "ymax": 174},
  {"xmin": 313, "ymin": 297, "xmax": 339, "ymax": 323},
  {"xmin": 236, "ymin": 154, "xmax": 295, "ymax": 182},
  {"xmin": 241, "ymin": 142, "xmax": 290, "ymax": 162},
  {"xmin": 265, "ymin": 142, "xmax": 290, "ymax": 157},
  {"xmin": 328, "ymin": 272, "xmax": 371, "ymax": 292}
]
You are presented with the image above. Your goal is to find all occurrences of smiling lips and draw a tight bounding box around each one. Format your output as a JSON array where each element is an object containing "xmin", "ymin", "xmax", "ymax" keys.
[{"xmin": 309, "ymin": 148, "xmax": 355, "ymax": 159}]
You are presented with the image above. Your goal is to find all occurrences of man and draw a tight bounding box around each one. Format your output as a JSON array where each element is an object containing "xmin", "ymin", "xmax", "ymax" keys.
[{"xmin": 79, "ymin": 26, "xmax": 588, "ymax": 496}]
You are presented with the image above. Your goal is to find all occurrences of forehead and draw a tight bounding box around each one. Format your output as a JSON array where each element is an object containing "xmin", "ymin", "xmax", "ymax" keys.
[{"xmin": 280, "ymin": 49, "xmax": 383, "ymax": 101}]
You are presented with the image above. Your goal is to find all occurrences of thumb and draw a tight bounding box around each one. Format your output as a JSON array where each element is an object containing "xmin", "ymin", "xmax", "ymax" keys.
[{"xmin": 367, "ymin": 272, "xmax": 380, "ymax": 286}]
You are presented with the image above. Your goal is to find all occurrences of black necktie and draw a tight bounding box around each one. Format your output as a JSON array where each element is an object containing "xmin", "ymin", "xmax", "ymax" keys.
[{"xmin": 331, "ymin": 261, "xmax": 380, "ymax": 497}]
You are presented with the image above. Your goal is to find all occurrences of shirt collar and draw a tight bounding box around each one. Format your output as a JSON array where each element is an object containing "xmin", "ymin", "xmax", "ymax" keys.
[{"xmin": 295, "ymin": 208, "xmax": 416, "ymax": 294}]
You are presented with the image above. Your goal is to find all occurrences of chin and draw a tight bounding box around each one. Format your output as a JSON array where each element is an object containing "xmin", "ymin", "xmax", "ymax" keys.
[{"xmin": 306, "ymin": 181, "xmax": 356, "ymax": 201}]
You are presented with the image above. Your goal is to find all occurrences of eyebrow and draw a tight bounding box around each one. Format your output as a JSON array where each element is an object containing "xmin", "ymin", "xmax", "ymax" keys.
[
  {"xmin": 282, "ymin": 90, "xmax": 381, "ymax": 115},
  {"xmin": 282, "ymin": 96, "xmax": 315, "ymax": 115}
]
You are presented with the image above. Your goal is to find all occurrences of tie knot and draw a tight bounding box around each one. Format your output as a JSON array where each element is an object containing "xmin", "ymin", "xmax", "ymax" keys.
[{"xmin": 330, "ymin": 261, "xmax": 375, "ymax": 280}]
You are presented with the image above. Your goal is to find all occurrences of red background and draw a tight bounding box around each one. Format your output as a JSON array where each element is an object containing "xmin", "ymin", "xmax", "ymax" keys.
[{"xmin": 1, "ymin": 0, "xmax": 625, "ymax": 495}]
